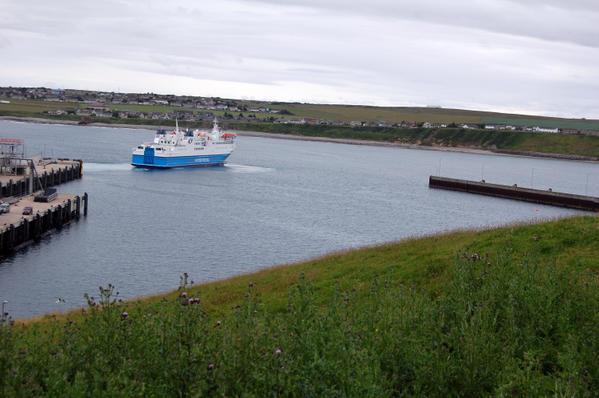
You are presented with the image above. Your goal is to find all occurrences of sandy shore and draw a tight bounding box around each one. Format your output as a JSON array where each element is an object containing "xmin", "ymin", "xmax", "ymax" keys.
[{"xmin": 2, "ymin": 115, "xmax": 598, "ymax": 163}]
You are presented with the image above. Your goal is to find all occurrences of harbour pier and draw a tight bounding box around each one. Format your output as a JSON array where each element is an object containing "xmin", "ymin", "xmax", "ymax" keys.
[
  {"xmin": 0, "ymin": 158, "xmax": 82, "ymax": 197},
  {"xmin": 0, "ymin": 193, "xmax": 88, "ymax": 255},
  {"xmin": 429, "ymin": 176, "xmax": 599, "ymax": 212},
  {"xmin": 0, "ymin": 137, "xmax": 87, "ymax": 256}
]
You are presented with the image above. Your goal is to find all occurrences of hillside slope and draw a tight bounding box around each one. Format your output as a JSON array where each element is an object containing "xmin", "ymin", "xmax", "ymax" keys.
[
  {"xmin": 1, "ymin": 216, "xmax": 598, "ymax": 396},
  {"xmin": 235, "ymin": 123, "xmax": 599, "ymax": 159}
]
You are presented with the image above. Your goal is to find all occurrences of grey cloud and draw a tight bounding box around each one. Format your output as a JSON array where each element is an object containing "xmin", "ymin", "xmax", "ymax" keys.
[
  {"xmin": 0, "ymin": 0, "xmax": 597, "ymax": 117},
  {"xmin": 243, "ymin": 0, "xmax": 599, "ymax": 48}
]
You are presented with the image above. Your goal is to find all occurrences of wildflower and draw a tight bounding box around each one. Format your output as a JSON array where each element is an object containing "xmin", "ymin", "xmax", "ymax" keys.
[
  {"xmin": 180, "ymin": 291, "xmax": 188, "ymax": 298},
  {"xmin": 208, "ymin": 363, "xmax": 215, "ymax": 371},
  {"xmin": 121, "ymin": 311, "xmax": 129, "ymax": 320},
  {"xmin": 181, "ymin": 296, "xmax": 199, "ymax": 306},
  {"xmin": 274, "ymin": 348, "xmax": 283, "ymax": 356},
  {"xmin": 189, "ymin": 297, "xmax": 200, "ymax": 305},
  {"xmin": 216, "ymin": 320, "xmax": 222, "ymax": 327}
]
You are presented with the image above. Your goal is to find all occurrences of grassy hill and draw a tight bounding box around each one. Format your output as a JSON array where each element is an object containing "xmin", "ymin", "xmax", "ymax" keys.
[
  {"xmin": 2, "ymin": 98, "xmax": 599, "ymax": 131},
  {"xmin": 260, "ymin": 103, "xmax": 599, "ymax": 131},
  {"xmin": 3, "ymin": 98, "xmax": 599, "ymax": 159},
  {"xmin": 234, "ymin": 123, "xmax": 599, "ymax": 159},
  {"xmin": 2, "ymin": 216, "xmax": 598, "ymax": 396}
]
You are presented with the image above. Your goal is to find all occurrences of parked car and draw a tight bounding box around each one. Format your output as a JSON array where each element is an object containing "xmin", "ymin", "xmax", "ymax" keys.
[
  {"xmin": 22, "ymin": 206, "xmax": 33, "ymax": 215},
  {"xmin": 0, "ymin": 202, "xmax": 10, "ymax": 214}
]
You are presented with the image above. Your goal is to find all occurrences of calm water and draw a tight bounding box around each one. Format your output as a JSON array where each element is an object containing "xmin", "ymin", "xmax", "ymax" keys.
[{"xmin": 0, "ymin": 120, "xmax": 597, "ymax": 318}]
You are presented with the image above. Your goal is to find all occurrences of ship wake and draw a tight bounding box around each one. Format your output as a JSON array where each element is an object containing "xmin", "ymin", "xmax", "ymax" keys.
[{"xmin": 225, "ymin": 164, "xmax": 274, "ymax": 173}]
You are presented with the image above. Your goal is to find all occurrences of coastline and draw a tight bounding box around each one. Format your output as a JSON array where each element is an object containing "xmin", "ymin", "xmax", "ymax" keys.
[
  {"xmin": 17, "ymin": 215, "xmax": 575, "ymax": 324},
  {"xmin": 2, "ymin": 115, "xmax": 598, "ymax": 163}
]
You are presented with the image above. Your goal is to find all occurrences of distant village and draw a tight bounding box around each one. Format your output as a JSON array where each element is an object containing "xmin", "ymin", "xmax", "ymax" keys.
[{"xmin": 0, "ymin": 87, "xmax": 596, "ymax": 136}]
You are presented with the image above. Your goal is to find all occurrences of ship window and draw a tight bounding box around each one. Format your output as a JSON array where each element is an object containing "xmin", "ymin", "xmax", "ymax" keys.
[{"xmin": 137, "ymin": 146, "xmax": 144, "ymax": 149}]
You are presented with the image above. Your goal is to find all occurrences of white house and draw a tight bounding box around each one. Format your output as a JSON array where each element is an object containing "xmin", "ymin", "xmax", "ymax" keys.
[{"xmin": 533, "ymin": 126, "xmax": 560, "ymax": 133}]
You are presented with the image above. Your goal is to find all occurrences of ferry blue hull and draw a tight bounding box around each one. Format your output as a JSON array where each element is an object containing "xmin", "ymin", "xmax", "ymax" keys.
[{"xmin": 131, "ymin": 153, "xmax": 230, "ymax": 168}]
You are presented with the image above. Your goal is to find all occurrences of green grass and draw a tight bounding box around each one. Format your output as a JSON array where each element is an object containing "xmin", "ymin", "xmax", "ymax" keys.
[
  {"xmin": 1, "ymin": 216, "xmax": 598, "ymax": 396},
  {"xmin": 257, "ymin": 103, "xmax": 599, "ymax": 131},
  {"xmin": 0, "ymin": 99, "xmax": 268, "ymax": 121},
  {"xmin": 232, "ymin": 123, "xmax": 599, "ymax": 158},
  {"xmin": 3, "ymin": 106, "xmax": 599, "ymax": 158},
  {"xmin": 482, "ymin": 116, "xmax": 599, "ymax": 131},
  {"xmin": 3, "ymin": 98, "xmax": 599, "ymax": 130},
  {"xmin": 0, "ymin": 99, "xmax": 82, "ymax": 113},
  {"xmin": 4, "ymin": 98, "xmax": 599, "ymax": 158}
]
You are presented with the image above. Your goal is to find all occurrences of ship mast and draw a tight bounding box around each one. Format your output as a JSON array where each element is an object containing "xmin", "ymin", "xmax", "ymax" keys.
[{"xmin": 174, "ymin": 118, "xmax": 181, "ymax": 145}]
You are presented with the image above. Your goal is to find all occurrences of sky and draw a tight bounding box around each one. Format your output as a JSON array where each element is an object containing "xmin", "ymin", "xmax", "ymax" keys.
[{"xmin": 0, "ymin": 0, "xmax": 598, "ymax": 118}]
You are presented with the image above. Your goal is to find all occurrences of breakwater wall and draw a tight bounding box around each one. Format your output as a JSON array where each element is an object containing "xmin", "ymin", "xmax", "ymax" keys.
[
  {"xmin": 0, "ymin": 193, "xmax": 88, "ymax": 255},
  {"xmin": 429, "ymin": 176, "xmax": 599, "ymax": 212}
]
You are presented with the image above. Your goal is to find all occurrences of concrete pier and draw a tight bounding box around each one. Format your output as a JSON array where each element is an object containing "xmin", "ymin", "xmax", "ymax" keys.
[
  {"xmin": 0, "ymin": 137, "xmax": 87, "ymax": 258},
  {"xmin": 0, "ymin": 158, "xmax": 82, "ymax": 197},
  {"xmin": 429, "ymin": 176, "xmax": 599, "ymax": 212},
  {"xmin": 0, "ymin": 192, "xmax": 87, "ymax": 255}
]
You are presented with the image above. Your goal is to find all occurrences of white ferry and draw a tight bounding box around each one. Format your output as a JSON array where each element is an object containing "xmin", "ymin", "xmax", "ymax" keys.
[{"xmin": 131, "ymin": 119, "xmax": 236, "ymax": 168}]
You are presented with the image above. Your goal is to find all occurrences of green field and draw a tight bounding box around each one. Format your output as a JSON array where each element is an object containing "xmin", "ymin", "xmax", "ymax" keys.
[
  {"xmin": 2, "ymin": 216, "xmax": 598, "ymax": 396},
  {"xmin": 0, "ymin": 99, "xmax": 83, "ymax": 113},
  {"xmin": 2, "ymin": 98, "xmax": 599, "ymax": 130},
  {"xmin": 233, "ymin": 123, "xmax": 599, "ymax": 158},
  {"xmin": 258, "ymin": 102, "xmax": 599, "ymax": 130},
  {"xmin": 0, "ymin": 99, "xmax": 261, "ymax": 121},
  {"xmin": 3, "ymin": 98, "xmax": 599, "ymax": 159}
]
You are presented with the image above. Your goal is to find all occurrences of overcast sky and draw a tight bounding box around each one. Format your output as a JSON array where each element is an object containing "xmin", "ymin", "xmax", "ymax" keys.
[{"xmin": 1, "ymin": 0, "xmax": 598, "ymax": 117}]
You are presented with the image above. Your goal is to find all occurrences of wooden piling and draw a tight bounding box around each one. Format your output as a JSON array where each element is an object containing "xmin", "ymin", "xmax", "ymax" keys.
[
  {"xmin": 8, "ymin": 225, "xmax": 15, "ymax": 248},
  {"xmin": 75, "ymin": 195, "xmax": 81, "ymax": 219},
  {"xmin": 83, "ymin": 192, "xmax": 88, "ymax": 216}
]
